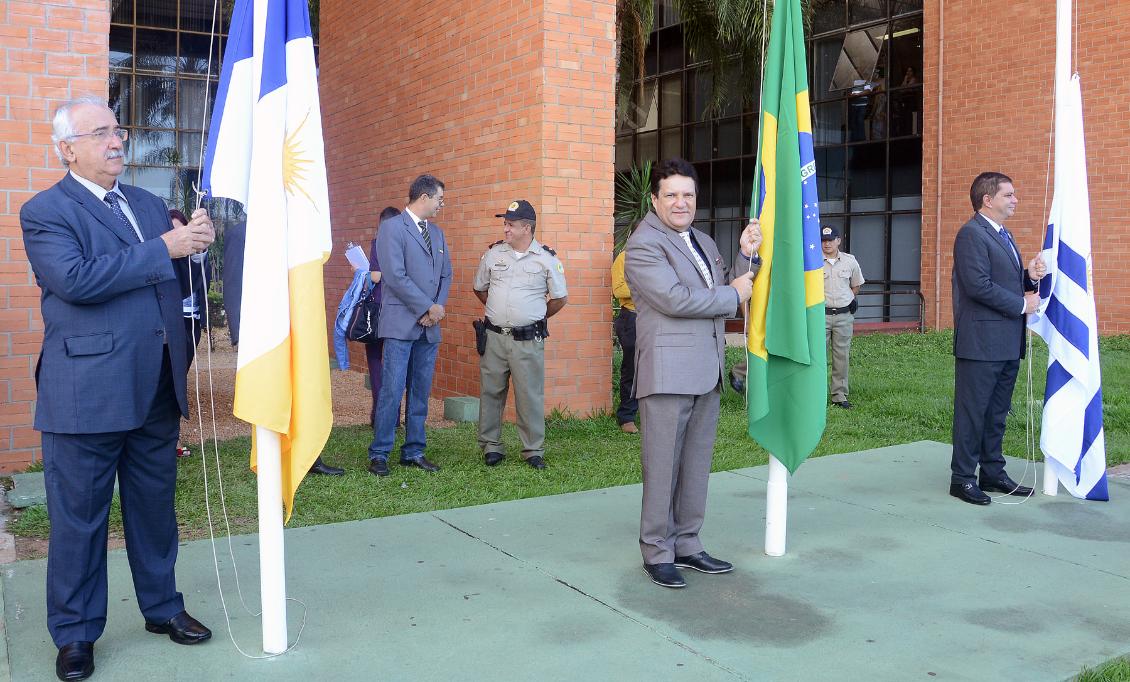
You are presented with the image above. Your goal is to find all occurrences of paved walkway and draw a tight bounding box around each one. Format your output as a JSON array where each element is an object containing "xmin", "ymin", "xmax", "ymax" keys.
[{"xmin": 3, "ymin": 441, "xmax": 1128, "ymax": 681}]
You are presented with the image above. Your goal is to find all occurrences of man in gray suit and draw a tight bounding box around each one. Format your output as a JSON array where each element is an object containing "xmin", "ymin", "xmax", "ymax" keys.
[
  {"xmin": 625, "ymin": 158, "xmax": 761, "ymax": 588},
  {"xmin": 21, "ymin": 97, "xmax": 214, "ymax": 681},
  {"xmin": 950, "ymin": 172, "xmax": 1046, "ymax": 505},
  {"xmin": 366, "ymin": 175, "xmax": 453, "ymax": 476}
]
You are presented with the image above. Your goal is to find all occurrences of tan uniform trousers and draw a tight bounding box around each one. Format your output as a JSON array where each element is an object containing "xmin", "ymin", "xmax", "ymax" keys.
[
  {"xmin": 826, "ymin": 311, "xmax": 854, "ymax": 402},
  {"xmin": 478, "ymin": 329, "xmax": 545, "ymax": 459}
]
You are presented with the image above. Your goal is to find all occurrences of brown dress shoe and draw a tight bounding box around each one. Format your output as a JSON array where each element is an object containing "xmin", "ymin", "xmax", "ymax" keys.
[{"xmin": 620, "ymin": 422, "xmax": 638, "ymax": 433}]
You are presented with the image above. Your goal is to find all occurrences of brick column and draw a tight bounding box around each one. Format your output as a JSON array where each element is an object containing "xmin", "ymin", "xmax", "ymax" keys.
[
  {"xmin": 320, "ymin": 0, "xmax": 615, "ymax": 417},
  {"xmin": 0, "ymin": 0, "xmax": 108, "ymax": 471}
]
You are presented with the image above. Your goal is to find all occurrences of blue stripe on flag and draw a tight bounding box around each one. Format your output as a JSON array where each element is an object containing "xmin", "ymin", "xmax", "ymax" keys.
[
  {"xmin": 202, "ymin": 0, "xmax": 253, "ymax": 192},
  {"xmin": 1045, "ymin": 297, "xmax": 1090, "ymax": 358},
  {"xmin": 1085, "ymin": 472, "xmax": 1109, "ymax": 501},
  {"xmin": 1057, "ymin": 240, "xmax": 1088, "ymax": 292},
  {"xmin": 1044, "ymin": 360, "xmax": 1070, "ymax": 401},
  {"xmin": 1080, "ymin": 388, "xmax": 1103, "ymax": 472},
  {"xmin": 261, "ymin": 0, "xmax": 288, "ymax": 99}
]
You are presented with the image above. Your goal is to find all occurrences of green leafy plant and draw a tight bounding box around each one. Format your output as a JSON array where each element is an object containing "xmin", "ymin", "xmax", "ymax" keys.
[{"xmin": 613, "ymin": 160, "xmax": 652, "ymax": 253}]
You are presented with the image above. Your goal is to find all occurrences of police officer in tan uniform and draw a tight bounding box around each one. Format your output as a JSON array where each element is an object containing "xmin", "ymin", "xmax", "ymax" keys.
[
  {"xmin": 474, "ymin": 200, "xmax": 568, "ymax": 469},
  {"xmin": 822, "ymin": 226, "xmax": 865, "ymax": 408}
]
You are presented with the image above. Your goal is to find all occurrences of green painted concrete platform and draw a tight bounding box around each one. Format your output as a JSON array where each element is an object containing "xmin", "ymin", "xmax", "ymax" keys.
[{"xmin": 4, "ymin": 441, "xmax": 1128, "ymax": 681}]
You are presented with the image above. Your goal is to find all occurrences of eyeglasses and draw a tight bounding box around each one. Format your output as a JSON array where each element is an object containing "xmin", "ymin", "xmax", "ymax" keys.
[
  {"xmin": 67, "ymin": 127, "xmax": 129, "ymax": 143},
  {"xmin": 428, "ymin": 194, "xmax": 445, "ymax": 207}
]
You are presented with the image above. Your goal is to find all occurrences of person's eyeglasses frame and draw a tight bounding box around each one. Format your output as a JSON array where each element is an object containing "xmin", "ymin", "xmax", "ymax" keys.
[{"xmin": 66, "ymin": 127, "xmax": 129, "ymax": 143}]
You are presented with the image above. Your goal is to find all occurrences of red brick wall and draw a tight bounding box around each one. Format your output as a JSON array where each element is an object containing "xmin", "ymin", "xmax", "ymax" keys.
[
  {"xmin": 319, "ymin": 0, "xmax": 616, "ymax": 416},
  {"xmin": 0, "ymin": 0, "xmax": 109, "ymax": 471},
  {"xmin": 921, "ymin": 0, "xmax": 1130, "ymax": 333}
]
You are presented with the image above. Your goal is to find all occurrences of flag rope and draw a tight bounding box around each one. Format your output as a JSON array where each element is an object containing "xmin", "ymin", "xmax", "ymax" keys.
[{"xmin": 181, "ymin": 0, "xmax": 309, "ymax": 658}]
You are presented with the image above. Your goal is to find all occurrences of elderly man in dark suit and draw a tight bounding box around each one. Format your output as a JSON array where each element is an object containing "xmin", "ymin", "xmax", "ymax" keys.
[
  {"xmin": 950, "ymin": 171, "xmax": 1047, "ymax": 505},
  {"xmin": 366, "ymin": 175, "xmax": 453, "ymax": 476},
  {"xmin": 20, "ymin": 97, "xmax": 215, "ymax": 681},
  {"xmin": 625, "ymin": 158, "xmax": 760, "ymax": 588}
]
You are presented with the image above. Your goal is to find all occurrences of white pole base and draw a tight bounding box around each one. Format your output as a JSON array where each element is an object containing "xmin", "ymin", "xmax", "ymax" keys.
[
  {"xmin": 1042, "ymin": 460, "xmax": 1059, "ymax": 496},
  {"xmin": 764, "ymin": 455, "xmax": 788, "ymax": 557},
  {"xmin": 255, "ymin": 427, "xmax": 288, "ymax": 655}
]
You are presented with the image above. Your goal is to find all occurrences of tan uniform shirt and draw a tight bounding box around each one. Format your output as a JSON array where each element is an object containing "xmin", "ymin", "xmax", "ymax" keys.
[
  {"xmin": 823, "ymin": 251, "xmax": 864, "ymax": 308},
  {"xmin": 474, "ymin": 239, "xmax": 568, "ymax": 327}
]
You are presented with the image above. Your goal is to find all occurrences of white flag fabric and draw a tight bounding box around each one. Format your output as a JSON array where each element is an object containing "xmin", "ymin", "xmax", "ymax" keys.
[
  {"xmin": 202, "ymin": 0, "xmax": 333, "ymax": 520},
  {"xmin": 1027, "ymin": 74, "xmax": 1108, "ymax": 501}
]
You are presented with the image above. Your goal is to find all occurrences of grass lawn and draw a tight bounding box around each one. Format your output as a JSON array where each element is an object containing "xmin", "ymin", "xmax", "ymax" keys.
[{"xmin": 9, "ymin": 331, "xmax": 1129, "ymax": 543}]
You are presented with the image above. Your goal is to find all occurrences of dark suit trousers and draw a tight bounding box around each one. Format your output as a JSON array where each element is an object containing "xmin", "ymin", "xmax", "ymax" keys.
[
  {"xmin": 638, "ymin": 387, "xmax": 720, "ymax": 564},
  {"xmin": 613, "ymin": 310, "xmax": 638, "ymax": 425},
  {"xmin": 42, "ymin": 352, "xmax": 185, "ymax": 647},
  {"xmin": 951, "ymin": 357, "xmax": 1017, "ymax": 485}
]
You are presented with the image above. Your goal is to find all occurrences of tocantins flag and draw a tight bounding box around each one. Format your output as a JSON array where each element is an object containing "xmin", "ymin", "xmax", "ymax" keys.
[{"xmin": 746, "ymin": 0, "xmax": 827, "ymax": 471}]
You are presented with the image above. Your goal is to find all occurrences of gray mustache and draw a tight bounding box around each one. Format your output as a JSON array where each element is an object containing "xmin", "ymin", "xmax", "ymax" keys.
[{"xmin": 106, "ymin": 150, "xmax": 124, "ymax": 160}]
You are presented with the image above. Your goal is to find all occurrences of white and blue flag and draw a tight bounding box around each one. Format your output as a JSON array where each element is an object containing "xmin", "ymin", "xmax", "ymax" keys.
[
  {"xmin": 202, "ymin": 0, "xmax": 333, "ymax": 521},
  {"xmin": 1027, "ymin": 74, "xmax": 1108, "ymax": 501}
]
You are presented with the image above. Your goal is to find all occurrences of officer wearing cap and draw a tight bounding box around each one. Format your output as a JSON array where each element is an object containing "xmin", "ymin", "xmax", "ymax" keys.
[
  {"xmin": 822, "ymin": 225, "xmax": 865, "ymax": 408},
  {"xmin": 473, "ymin": 200, "xmax": 568, "ymax": 469}
]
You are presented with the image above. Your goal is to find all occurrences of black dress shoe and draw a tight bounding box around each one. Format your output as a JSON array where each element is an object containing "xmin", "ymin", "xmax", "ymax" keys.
[
  {"xmin": 484, "ymin": 451, "xmax": 504, "ymax": 466},
  {"xmin": 145, "ymin": 610, "xmax": 212, "ymax": 645},
  {"xmin": 950, "ymin": 482, "xmax": 991, "ymax": 505},
  {"xmin": 643, "ymin": 562, "xmax": 686, "ymax": 588},
  {"xmin": 674, "ymin": 551, "xmax": 734, "ymax": 574},
  {"xmin": 729, "ymin": 371, "xmax": 745, "ymax": 393},
  {"xmin": 526, "ymin": 455, "xmax": 546, "ymax": 470},
  {"xmin": 832, "ymin": 400, "xmax": 853, "ymax": 409},
  {"xmin": 979, "ymin": 476, "xmax": 1034, "ymax": 496},
  {"xmin": 368, "ymin": 459, "xmax": 390, "ymax": 477},
  {"xmin": 400, "ymin": 456, "xmax": 440, "ymax": 472},
  {"xmin": 309, "ymin": 457, "xmax": 344, "ymax": 476},
  {"xmin": 55, "ymin": 641, "xmax": 94, "ymax": 681}
]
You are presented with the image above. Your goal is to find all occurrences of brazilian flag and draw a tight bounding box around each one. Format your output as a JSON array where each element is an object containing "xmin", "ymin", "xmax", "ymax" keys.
[{"xmin": 747, "ymin": 0, "xmax": 826, "ymax": 472}]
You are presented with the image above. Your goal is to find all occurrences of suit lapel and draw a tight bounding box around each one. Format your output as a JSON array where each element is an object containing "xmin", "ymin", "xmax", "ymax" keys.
[
  {"xmin": 975, "ymin": 213, "xmax": 1020, "ymax": 273},
  {"xmin": 656, "ymin": 223, "xmax": 706, "ymax": 286},
  {"xmin": 402, "ymin": 213, "xmax": 431, "ymax": 259},
  {"xmin": 60, "ymin": 174, "xmax": 140, "ymax": 247},
  {"xmin": 121, "ymin": 184, "xmax": 167, "ymax": 241}
]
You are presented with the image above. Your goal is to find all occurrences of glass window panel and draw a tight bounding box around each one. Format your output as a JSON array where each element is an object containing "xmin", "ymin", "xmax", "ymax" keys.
[
  {"xmin": 714, "ymin": 220, "xmax": 741, "ymax": 266},
  {"xmin": 742, "ymin": 160, "xmax": 756, "ymax": 216},
  {"xmin": 854, "ymin": 291, "xmax": 884, "ymax": 321},
  {"xmin": 132, "ymin": 167, "xmax": 176, "ymax": 203},
  {"xmin": 816, "ymin": 146, "xmax": 846, "ymax": 212},
  {"xmin": 615, "ymin": 136, "xmax": 633, "ymax": 172},
  {"xmin": 742, "ymin": 114, "xmax": 757, "ymax": 156},
  {"xmin": 889, "ymin": 87, "xmax": 921, "ymax": 137},
  {"xmin": 177, "ymin": 78, "xmax": 216, "ymax": 130},
  {"xmin": 890, "ymin": 17, "xmax": 923, "ymax": 88},
  {"xmin": 660, "ymin": 127, "xmax": 681, "ymax": 159},
  {"xmin": 868, "ymin": 79, "xmax": 888, "ymax": 141},
  {"xmin": 658, "ymin": 25, "xmax": 683, "ymax": 73},
  {"xmin": 812, "ymin": 0, "xmax": 847, "ymax": 34},
  {"xmin": 890, "ymin": 138, "xmax": 921, "ymax": 205},
  {"xmin": 832, "ymin": 27, "xmax": 886, "ymax": 92},
  {"xmin": 179, "ymin": 33, "xmax": 221, "ymax": 76},
  {"xmin": 891, "ymin": 0, "xmax": 923, "ymax": 16},
  {"xmin": 688, "ymin": 68, "xmax": 711, "ymax": 121},
  {"xmin": 129, "ymin": 128, "xmax": 176, "ymax": 166},
  {"xmin": 181, "ymin": 0, "xmax": 218, "ymax": 33},
  {"xmin": 715, "ymin": 118, "xmax": 741, "ymax": 158},
  {"xmin": 688, "ymin": 122, "xmax": 710, "ymax": 162},
  {"xmin": 635, "ymin": 131, "xmax": 658, "ymax": 166},
  {"xmin": 821, "ymin": 215, "xmax": 846, "ymax": 234},
  {"xmin": 888, "ymin": 292, "xmax": 920, "ymax": 322},
  {"xmin": 643, "ymin": 33, "xmax": 658, "ymax": 77},
  {"xmin": 109, "ymin": 73, "xmax": 131, "ymax": 127},
  {"xmin": 636, "ymin": 80, "xmax": 658, "ymax": 132},
  {"xmin": 137, "ymin": 0, "xmax": 177, "ymax": 29},
  {"xmin": 135, "ymin": 29, "xmax": 177, "ymax": 74},
  {"xmin": 178, "ymin": 132, "xmax": 204, "ymax": 169},
  {"xmin": 849, "ymin": 214, "xmax": 887, "ymax": 280},
  {"xmin": 712, "ymin": 159, "xmax": 741, "ymax": 212},
  {"xmin": 111, "ymin": 0, "xmax": 133, "ymax": 24},
  {"xmin": 656, "ymin": 0, "xmax": 680, "ymax": 29},
  {"xmin": 133, "ymin": 76, "xmax": 177, "ymax": 128},
  {"xmin": 659, "ymin": 75, "xmax": 682, "ymax": 127},
  {"xmin": 813, "ymin": 37, "xmax": 844, "ymax": 101},
  {"xmin": 847, "ymin": 142, "xmax": 885, "ymax": 209},
  {"xmin": 814, "ymin": 101, "xmax": 846, "ymax": 144},
  {"xmin": 850, "ymin": 0, "xmax": 886, "ymax": 26},
  {"xmin": 693, "ymin": 162, "xmax": 711, "ymax": 213},
  {"xmin": 890, "ymin": 213, "xmax": 921, "ymax": 282},
  {"xmin": 110, "ymin": 27, "xmax": 132, "ymax": 69}
]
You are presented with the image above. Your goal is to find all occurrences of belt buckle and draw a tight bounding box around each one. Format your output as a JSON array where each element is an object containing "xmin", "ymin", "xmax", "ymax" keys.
[{"xmin": 501, "ymin": 326, "xmax": 513, "ymax": 335}]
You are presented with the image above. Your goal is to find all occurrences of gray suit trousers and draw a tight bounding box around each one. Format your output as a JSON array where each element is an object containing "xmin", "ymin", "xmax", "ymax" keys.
[{"xmin": 638, "ymin": 387, "xmax": 721, "ymax": 564}]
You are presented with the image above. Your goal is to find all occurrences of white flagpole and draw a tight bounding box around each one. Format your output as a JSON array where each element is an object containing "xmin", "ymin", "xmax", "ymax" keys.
[
  {"xmin": 255, "ymin": 427, "xmax": 288, "ymax": 654},
  {"xmin": 1044, "ymin": 0, "xmax": 1072, "ymax": 497},
  {"xmin": 764, "ymin": 455, "xmax": 788, "ymax": 556}
]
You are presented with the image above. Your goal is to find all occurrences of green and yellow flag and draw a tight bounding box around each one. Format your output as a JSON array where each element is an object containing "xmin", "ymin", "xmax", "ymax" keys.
[{"xmin": 747, "ymin": 0, "xmax": 826, "ymax": 471}]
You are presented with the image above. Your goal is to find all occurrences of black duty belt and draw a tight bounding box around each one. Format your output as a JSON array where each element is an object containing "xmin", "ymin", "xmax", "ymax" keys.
[
  {"xmin": 484, "ymin": 318, "xmax": 546, "ymax": 341},
  {"xmin": 826, "ymin": 305, "xmax": 852, "ymax": 315}
]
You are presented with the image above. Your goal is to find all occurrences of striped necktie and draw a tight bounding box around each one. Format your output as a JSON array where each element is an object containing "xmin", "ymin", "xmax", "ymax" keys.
[
  {"xmin": 417, "ymin": 220, "xmax": 432, "ymax": 254},
  {"xmin": 103, "ymin": 192, "xmax": 141, "ymax": 242},
  {"xmin": 997, "ymin": 227, "xmax": 1019, "ymax": 266},
  {"xmin": 679, "ymin": 231, "xmax": 713, "ymax": 287}
]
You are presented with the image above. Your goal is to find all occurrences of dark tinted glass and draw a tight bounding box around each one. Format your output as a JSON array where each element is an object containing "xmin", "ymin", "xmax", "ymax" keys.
[
  {"xmin": 137, "ymin": 0, "xmax": 177, "ymax": 29},
  {"xmin": 135, "ymin": 29, "xmax": 176, "ymax": 73},
  {"xmin": 133, "ymin": 76, "xmax": 176, "ymax": 128}
]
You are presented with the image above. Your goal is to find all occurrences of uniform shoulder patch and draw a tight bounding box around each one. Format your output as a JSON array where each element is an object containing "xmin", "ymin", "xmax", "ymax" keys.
[
  {"xmin": 541, "ymin": 244, "xmax": 556, "ymax": 256},
  {"xmin": 487, "ymin": 239, "xmax": 504, "ymax": 249}
]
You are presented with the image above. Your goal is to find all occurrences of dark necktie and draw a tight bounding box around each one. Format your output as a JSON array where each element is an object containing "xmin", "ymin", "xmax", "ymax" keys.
[
  {"xmin": 997, "ymin": 227, "xmax": 1018, "ymax": 265},
  {"xmin": 417, "ymin": 220, "xmax": 432, "ymax": 254},
  {"xmin": 104, "ymin": 192, "xmax": 140, "ymax": 242}
]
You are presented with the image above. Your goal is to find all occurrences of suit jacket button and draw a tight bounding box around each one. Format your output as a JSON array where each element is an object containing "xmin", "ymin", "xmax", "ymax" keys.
[{"xmin": 156, "ymin": 329, "xmax": 164, "ymax": 336}]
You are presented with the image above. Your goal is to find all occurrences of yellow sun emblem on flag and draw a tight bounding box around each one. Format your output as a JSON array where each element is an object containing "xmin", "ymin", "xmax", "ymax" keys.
[{"xmin": 282, "ymin": 110, "xmax": 317, "ymax": 207}]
